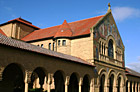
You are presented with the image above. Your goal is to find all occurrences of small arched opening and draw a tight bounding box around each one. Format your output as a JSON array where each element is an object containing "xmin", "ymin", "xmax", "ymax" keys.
[{"xmin": 108, "ymin": 39, "xmax": 114, "ymax": 58}]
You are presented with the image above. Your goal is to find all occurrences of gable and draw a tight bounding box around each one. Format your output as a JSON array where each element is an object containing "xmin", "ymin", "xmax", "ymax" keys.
[{"xmin": 94, "ymin": 12, "xmax": 124, "ymax": 49}]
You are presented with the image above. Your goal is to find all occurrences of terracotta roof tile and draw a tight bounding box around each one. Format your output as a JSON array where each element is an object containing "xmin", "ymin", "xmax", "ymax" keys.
[
  {"xmin": 22, "ymin": 15, "xmax": 104, "ymax": 41},
  {"xmin": 0, "ymin": 29, "xmax": 6, "ymax": 36},
  {"xmin": 54, "ymin": 20, "xmax": 73, "ymax": 38},
  {"xmin": 0, "ymin": 18, "xmax": 40, "ymax": 29},
  {"xmin": 0, "ymin": 34, "xmax": 94, "ymax": 67}
]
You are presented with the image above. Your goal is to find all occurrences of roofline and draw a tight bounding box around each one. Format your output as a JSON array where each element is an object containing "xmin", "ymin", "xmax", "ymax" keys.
[
  {"xmin": 0, "ymin": 34, "xmax": 95, "ymax": 67},
  {"xmin": 0, "ymin": 19, "xmax": 40, "ymax": 29},
  {"xmin": 125, "ymin": 73, "xmax": 140, "ymax": 78},
  {"xmin": 24, "ymin": 34, "xmax": 90, "ymax": 43}
]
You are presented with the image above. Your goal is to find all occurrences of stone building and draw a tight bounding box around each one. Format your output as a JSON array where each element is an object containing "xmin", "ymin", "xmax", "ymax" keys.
[{"xmin": 0, "ymin": 4, "xmax": 140, "ymax": 92}]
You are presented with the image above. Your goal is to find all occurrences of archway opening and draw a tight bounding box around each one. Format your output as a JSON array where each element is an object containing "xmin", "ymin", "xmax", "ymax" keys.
[
  {"xmin": 126, "ymin": 81, "xmax": 128, "ymax": 92},
  {"xmin": 1, "ymin": 63, "xmax": 24, "ymax": 92},
  {"xmin": 54, "ymin": 71, "xmax": 65, "ymax": 92},
  {"xmin": 117, "ymin": 77, "xmax": 121, "ymax": 92},
  {"xmin": 82, "ymin": 75, "xmax": 90, "ymax": 92},
  {"xmin": 134, "ymin": 82, "xmax": 135, "ymax": 92},
  {"xmin": 68, "ymin": 73, "xmax": 79, "ymax": 92},
  {"xmin": 130, "ymin": 82, "xmax": 132, "ymax": 92},
  {"xmin": 100, "ymin": 74, "xmax": 105, "ymax": 92},
  {"xmin": 29, "ymin": 67, "xmax": 46, "ymax": 91},
  {"xmin": 109, "ymin": 74, "xmax": 114, "ymax": 92}
]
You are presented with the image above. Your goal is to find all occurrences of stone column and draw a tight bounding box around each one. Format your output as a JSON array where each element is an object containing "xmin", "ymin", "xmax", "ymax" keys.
[
  {"xmin": 113, "ymin": 86, "xmax": 117, "ymax": 92},
  {"xmin": 24, "ymin": 70, "xmax": 32, "ymax": 92},
  {"xmin": 135, "ymin": 83, "xmax": 137, "ymax": 92},
  {"xmin": 47, "ymin": 73, "xmax": 53, "ymax": 92},
  {"xmin": 65, "ymin": 76, "xmax": 70, "ymax": 92},
  {"xmin": 132, "ymin": 82, "xmax": 134, "ymax": 92},
  {"xmin": 79, "ymin": 77, "xmax": 83, "ymax": 92},
  {"xmin": 43, "ymin": 76, "xmax": 47, "ymax": 91},
  {"xmin": 128, "ymin": 81, "xmax": 130, "ymax": 92},
  {"xmin": 90, "ymin": 78, "xmax": 94, "ymax": 92},
  {"xmin": 0, "ymin": 67, "xmax": 4, "ymax": 81}
]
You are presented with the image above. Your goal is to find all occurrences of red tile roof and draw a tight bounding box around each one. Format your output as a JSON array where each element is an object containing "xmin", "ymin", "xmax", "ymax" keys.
[
  {"xmin": 22, "ymin": 15, "xmax": 104, "ymax": 41},
  {"xmin": 0, "ymin": 18, "xmax": 40, "ymax": 29},
  {"xmin": 0, "ymin": 29, "xmax": 6, "ymax": 36},
  {"xmin": 54, "ymin": 20, "xmax": 73, "ymax": 38},
  {"xmin": 0, "ymin": 33, "xmax": 94, "ymax": 67}
]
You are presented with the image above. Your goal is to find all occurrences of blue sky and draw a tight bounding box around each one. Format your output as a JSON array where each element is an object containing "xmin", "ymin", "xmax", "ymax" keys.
[{"xmin": 0, "ymin": 0, "xmax": 140, "ymax": 72}]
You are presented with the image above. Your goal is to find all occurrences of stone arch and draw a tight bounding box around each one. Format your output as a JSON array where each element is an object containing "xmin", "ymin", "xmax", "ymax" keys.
[
  {"xmin": 53, "ymin": 70, "xmax": 65, "ymax": 92},
  {"xmin": 1, "ymin": 63, "xmax": 25, "ymax": 92},
  {"xmin": 98, "ymin": 68, "xmax": 107, "ymax": 92},
  {"xmin": 68, "ymin": 72, "xmax": 80, "ymax": 92},
  {"xmin": 116, "ymin": 72, "xmax": 125, "ymax": 92},
  {"xmin": 116, "ymin": 72, "xmax": 124, "ymax": 92},
  {"xmin": 107, "ymin": 69, "xmax": 117, "ymax": 92},
  {"xmin": 30, "ymin": 67, "xmax": 47, "ymax": 90},
  {"xmin": 82, "ymin": 74, "xmax": 90, "ymax": 92}
]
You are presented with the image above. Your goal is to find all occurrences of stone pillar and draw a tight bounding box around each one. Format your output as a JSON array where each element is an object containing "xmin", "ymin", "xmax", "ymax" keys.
[
  {"xmin": 132, "ymin": 82, "xmax": 134, "ymax": 92},
  {"xmin": 65, "ymin": 76, "xmax": 70, "ymax": 92},
  {"xmin": 128, "ymin": 81, "xmax": 130, "ymax": 92},
  {"xmin": 43, "ymin": 76, "xmax": 47, "ymax": 91},
  {"xmin": 47, "ymin": 73, "xmax": 53, "ymax": 92},
  {"xmin": 135, "ymin": 83, "xmax": 137, "ymax": 92},
  {"xmin": 90, "ymin": 78, "xmax": 94, "ymax": 92},
  {"xmin": 113, "ymin": 86, "xmax": 117, "ymax": 92},
  {"xmin": 24, "ymin": 70, "xmax": 32, "ymax": 92},
  {"xmin": 138, "ymin": 83, "xmax": 140, "ymax": 92},
  {"xmin": 79, "ymin": 77, "xmax": 83, "ymax": 92},
  {"xmin": 0, "ymin": 67, "xmax": 4, "ymax": 81}
]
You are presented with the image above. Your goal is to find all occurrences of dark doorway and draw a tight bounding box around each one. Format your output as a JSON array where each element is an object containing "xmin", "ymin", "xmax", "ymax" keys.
[
  {"xmin": 82, "ymin": 75, "xmax": 90, "ymax": 92},
  {"xmin": 1, "ymin": 63, "xmax": 24, "ymax": 92},
  {"xmin": 54, "ymin": 71, "xmax": 65, "ymax": 92},
  {"xmin": 117, "ymin": 77, "xmax": 121, "ymax": 92},
  {"xmin": 100, "ymin": 74, "xmax": 105, "ymax": 92},
  {"xmin": 109, "ymin": 74, "xmax": 114, "ymax": 92},
  {"xmin": 68, "ymin": 73, "xmax": 79, "ymax": 92}
]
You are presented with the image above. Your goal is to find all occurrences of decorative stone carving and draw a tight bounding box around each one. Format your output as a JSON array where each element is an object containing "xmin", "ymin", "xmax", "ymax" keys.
[
  {"xmin": 79, "ymin": 77, "xmax": 83, "ymax": 86},
  {"xmin": 47, "ymin": 73, "xmax": 53, "ymax": 85},
  {"xmin": 25, "ymin": 70, "xmax": 32, "ymax": 83},
  {"xmin": 65, "ymin": 76, "xmax": 70, "ymax": 85}
]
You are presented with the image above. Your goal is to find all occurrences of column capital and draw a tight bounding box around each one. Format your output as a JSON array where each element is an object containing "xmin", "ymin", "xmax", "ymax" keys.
[
  {"xmin": 79, "ymin": 77, "xmax": 83, "ymax": 86},
  {"xmin": 65, "ymin": 76, "xmax": 70, "ymax": 85},
  {"xmin": 25, "ymin": 70, "xmax": 32, "ymax": 83},
  {"xmin": 47, "ymin": 73, "xmax": 53, "ymax": 85},
  {"xmin": 0, "ymin": 67, "xmax": 4, "ymax": 81},
  {"xmin": 90, "ymin": 78, "xmax": 94, "ymax": 87}
]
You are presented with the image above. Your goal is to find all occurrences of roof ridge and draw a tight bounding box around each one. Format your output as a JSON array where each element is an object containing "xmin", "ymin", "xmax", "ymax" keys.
[{"xmin": 68, "ymin": 15, "xmax": 104, "ymax": 24}]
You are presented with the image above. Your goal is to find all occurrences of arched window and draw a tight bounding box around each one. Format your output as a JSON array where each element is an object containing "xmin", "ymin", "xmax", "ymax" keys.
[
  {"xmin": 49, "ymin": 43, "xmax": 51, "ymax": 50},
  {"xmin": 108, "ymin": 39, "xmax": 114, "ymax": 58}
]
